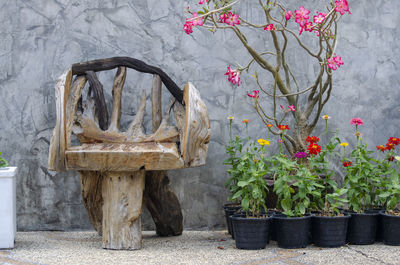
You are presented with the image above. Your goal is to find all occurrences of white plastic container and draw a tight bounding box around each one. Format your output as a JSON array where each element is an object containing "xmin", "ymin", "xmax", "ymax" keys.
[{"xmin": 0, "ymin": 167, "xmax": 17, "ymax": 249}]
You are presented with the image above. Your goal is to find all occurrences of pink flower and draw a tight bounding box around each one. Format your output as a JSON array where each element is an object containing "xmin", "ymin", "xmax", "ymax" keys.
[
  {"xmin": 327, "ymin": 57, "xmax": 337, "ymax": 70},
  {"xmin": 334, "ymin": 55, "xmax": 344, "ymax": 66},
  {"xmin": 285, "ymin": 11, "xmax": 292, "ymax": 21},
  {"xmin": 280, "ymin": 105, "xmax": 285, "ymax": 110},
  {"xmin": 295, "ymin": 6, "xmax": 310, "ymax": 20},
  {"xmin": 224, "ymin": 65, "xmax": 241, "ymax": 86},
  {"xmin": 350, "ymin": 118, "xmax": 364, "ymax": 126},
  {"xmin": 247, "ymin": 90, "xmax": 260, "ymax": 99},
  {"xmin": 278, "ymin": 139, "xmax": 284, "ymax": 143},
  {"xmin": 288, "ymin": 105, "xmax": 295, "ymax": 111},
  {"xmin": 264, "ymin": 24, "xmax": 276, "ymax": 31},
  {"xmin": 304, "ymin": 22, "xmax": 314, "ymax": 32},
  {"xmin": 199, "ymin": 0, "xmax": 207, "ymax": 4},
  {"xmin": 327, "ymin": 54, "xmax": 344, "ymax": 70},
  {"xmin": 225, "ymin": 12, "xmax": 240, "ymax": 26},
  {"xmin": 335, "ymin": 0, "xmax": 351, "ymax": 15},
  {"xmin": 314, "ymin": 12, "xmax": 326, "ymax": 24},
  {"xmin": 219, "ymin": 13, "xmax": 228, "ymax": 23},
  {"xmin": 295, "ymin": 15, "xmax": 308, "ymax": 27},
  {"xmin": 184, "ymin": 21, "xmax": 194, "ymax": 34},
  {"xmin": 191, "ymin": 13, "xmax": 204, "ymax": 26}
]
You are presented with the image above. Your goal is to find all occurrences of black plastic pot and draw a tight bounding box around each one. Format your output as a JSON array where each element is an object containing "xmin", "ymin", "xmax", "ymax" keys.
[
  {"xmin": 311, "ymin": 214, "xmax": 350, "ymax": 247},
  {"xmin": 346, "ymin": 211, "xmax": 378, "ymax": 245},
  {"xmin": 273, "ymin": 214, "xmax": 311, "ymax": 248},
  {"xmin": 230, "ymin": 214, "xmax": 272, "ymax": 250},
  {"xmin": 380, "ymin": 211, "xmax": 400, "ymax": 246},
  {"xmin": 368, "ymin": 208, "xmax": 384, "ymax": 242},
  {"xmin": 223, "ymin": 203, "xmax": 241, "ymax": 237},
  {"xmin": 268, "ymin": 210, "xmax": 280, "ymax": 241}
]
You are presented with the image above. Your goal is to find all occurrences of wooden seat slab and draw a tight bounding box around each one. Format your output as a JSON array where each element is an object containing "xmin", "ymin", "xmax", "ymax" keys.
[{"xmin": 65, "ymin": 142, "xmax": 184, "ymax": 171}]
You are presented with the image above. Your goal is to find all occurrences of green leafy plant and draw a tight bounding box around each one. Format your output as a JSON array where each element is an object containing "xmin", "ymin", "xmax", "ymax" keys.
[
  {"xmin": 0, "ymin": 152, "xmax": 8, "ymax": 168},
  {"xmin": 271, "ymin": 154, "xmax": 323, "ymax": 217},
  {"xmin": 231, "ymin": 140, "xmax": 269, "ymax": 217},
  {"xmin": 378, "ymin": 166, "xmax": 400, "ymax": 213},
  {"xmin": 344, "ymin": 143, "xmax": 381, "ymax": 212},
  {"xmin": 224, "ymin": 135, "xmax": 244, "ymax": 203}
]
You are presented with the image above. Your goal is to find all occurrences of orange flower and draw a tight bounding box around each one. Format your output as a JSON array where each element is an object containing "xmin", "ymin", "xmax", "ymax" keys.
[
  {"xmin": 242, "ymin": 119, "xmax": 249, "ymax": 124},
  {"xmin": 267, "ymin": 124, "xmax": 273, "ymax": 128},
  {"xmin": 277, "ymin": 124, "xmax": 290, "ymax": 130},
  {"xmin": 376, "ymin": 145, "xmax": 386, "ymax": 153},
  {"xmin": 386, "ymin": 142, "xmax": 395, "ymax": 151}
]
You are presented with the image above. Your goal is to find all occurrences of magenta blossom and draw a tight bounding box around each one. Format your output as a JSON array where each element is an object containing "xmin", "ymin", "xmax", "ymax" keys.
[
  {"xmin": 314, "ymin": 12, "xmax": 326, "ymax": 24},
  {"xmin": 295, "ymin": 6, "xmax": 310, "ymax": 20},
  {"xmin": 183, "ymin": 21, "xmax": 194, "ymax": 34},
  {"xmin": 199, "ymin": 0, "xmax": 207, "ymax": 4},
  {"xmin": 294, "ymin": 152, "xmax": 308, "ymax": 158},
  {"xmin": 288, "ymin": 105, "xmax": 296, "ymax": 111},
  {"xmin": 285, "ymin": 11, "xmax": 292, "ymax": 21},
  {"xmin": 350, "ymin": 118, "xmax": 364, "ymax": 126},
  {"xmin": 327, "ymin": 55, "xmax": 344, "ymax": 70},
  {"xmin": 335, "ymin": 0, "xmax": 351, "ymax": 15},
  {"xmin": 183, "ymin": 13, "xmax": 204, "ymax": 34},
  {"xmin": 224, "ymin": 65, "xmax": 241, "ymax": 86},
  {"xmin": 247, "ymin": 90, "xmax": 260, "ymax": 99},
  {"xmin": 264, "ymin": 24, "xmax": 276, "ymax": 31},
  {"xmin": 225, "ymin": 12, "xmax": 240, "ymax": 26}
]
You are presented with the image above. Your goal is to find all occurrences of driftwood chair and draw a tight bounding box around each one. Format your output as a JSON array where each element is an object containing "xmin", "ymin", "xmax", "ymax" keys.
[{"xmin": 48, "ymin": 57, "xmax": 210, "ymax": 250}]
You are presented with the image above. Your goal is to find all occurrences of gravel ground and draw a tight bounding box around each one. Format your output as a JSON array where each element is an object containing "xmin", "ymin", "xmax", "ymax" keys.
[{"xmin": 0, "ymin": 231, "xmax": 399, "ymax": 265}]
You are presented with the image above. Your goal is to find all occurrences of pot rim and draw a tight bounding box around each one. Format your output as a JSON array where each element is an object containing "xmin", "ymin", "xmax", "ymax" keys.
[
  {"xmin": 230, "ymin": 215, "xmax": 272, "ymax": 221},
  {"xmin": 273, "ymin": 214, "xmax": 312, "ymax": 220},
  {"xmin": 344, "ymin": 210, "xmax": 379, "ymax": 216},
  {"xmin": 312, "ymin": 214, "xmax": 350, "ymax": 219},
  {"xmin": 379, "ymin": 210, "xmax": 400, "ymax": 217}
]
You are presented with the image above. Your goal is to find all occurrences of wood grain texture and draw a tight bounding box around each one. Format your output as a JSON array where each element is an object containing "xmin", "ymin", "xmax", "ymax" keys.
[
  {"xmin": 108, "ymin": 67, "xmax": 126, "ymax": 131},
  {"xmin": 144, "ymin": 79, "xmax": 183, "ymax": 236},
  {"xmin": 85, "ymin": 71, "xmax": 109, "ymax": 130},
  {"xmin": 65, "ymin": 75, "xmax": 87, "ymax": 148},
  {"xmin": 151, "ymin": 74, "xmax": 162, "ymax": 131},
  {"xmin": 175, "ymin": 82, "xmax": 210, "ymax": 167},
  {"xmin": 65, "ymin": 143, "xmax": 184, "ymax": 171},
  {"xmin": 71, "ymin": 57, "xmax": 183, "ymax": 103},
  {"xmin": 102, "ymin": 170, "xmax": 145, "ymax": 250},
  {"xmin": 48, "ymin": 69, "xmax": 72, "ymax": 171},
  {"xmin": 79, "ymin": 171, "xmax": 103, "ymax": 235}
]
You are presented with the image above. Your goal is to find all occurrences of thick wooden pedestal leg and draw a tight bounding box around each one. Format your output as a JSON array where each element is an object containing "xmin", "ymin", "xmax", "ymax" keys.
[
  {"xmin": 79, "ymin": 171, "xmax": 103, "ymax": 235},
  {"xmin": 101, "ymin": 170, "xmax": 145, "ymax": 250},
  {"xmin": 144, "ymin": 171, "xmax": 183, "ymax": 236}
]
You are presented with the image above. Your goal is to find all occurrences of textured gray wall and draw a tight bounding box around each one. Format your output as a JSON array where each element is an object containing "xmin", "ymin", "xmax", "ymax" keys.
[{"xmin": 0, "ymin": 0, "xmax": 399, "ymax": 231}]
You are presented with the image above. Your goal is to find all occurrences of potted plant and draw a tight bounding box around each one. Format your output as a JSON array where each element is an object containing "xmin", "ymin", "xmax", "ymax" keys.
[
  {"xmin": 304, "ymin": 129, "xmax": 350, "ymax": 247},
  {"xmin": 229, "ymin": 137, "xmax": 273, "ymax": 250},
  {"xmin": 343, "ymin": 118, "xmax": 380, "ymax": 245},
  {"xmin": 0, "ymin": 152, "xmax": 17, "ymax": 249},
  {"xmin": 271, "ymin": 153, "xmax": 322, "ymax": 249},
  {"xmin": 374, "ymin": 137, "xmax": 400, "ymax": 241},
  {"xmin": 376, "ymin": 138, "xmax": 400, "ymax": 245}
]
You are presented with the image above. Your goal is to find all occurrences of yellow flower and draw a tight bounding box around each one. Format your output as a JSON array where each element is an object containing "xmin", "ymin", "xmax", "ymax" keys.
[
  {"xmin": 322, "ymin": 115, "xmax": 331, "ymax": 120},
  {"xmin": 340, "ymin": 142, "xmax": 349, "ymax": 147},
  {"xmin": 395, "ymin": 156, "xmax": 400, "ymax": 162},
  {"xmin": 227, "ymin": 116, "xmax": 234, "ymax": 120},
  {"xmin": 257, "ymin": 139, "xmax": 270, "ymax": 146}
]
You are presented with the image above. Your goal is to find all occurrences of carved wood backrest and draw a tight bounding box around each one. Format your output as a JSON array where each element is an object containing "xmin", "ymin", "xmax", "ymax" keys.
[{"xmin": 48, "ymin": 57, "xmax": 210, "ymax": 172}]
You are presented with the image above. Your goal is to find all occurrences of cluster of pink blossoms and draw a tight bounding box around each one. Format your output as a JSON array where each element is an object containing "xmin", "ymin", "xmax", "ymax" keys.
[
  {"xmin": 219, "ymin": 12, "xmax": 240, "ymax": 26},
  {"xmin": 183, "ymin": 13, "xmax": 204, "ymax": 34},
  {"xmin": 264, "ymin": 24, "xmax": 276, "ymax": 31},
  {"xmin": 327, "ymin": 55, "xmax": 344, "ymax": 70},
  {"xmin": 292, "ymin": 6, "xmax": 327, "ymax": 35},
  {"xmin": 225, "ymin": 65, "xmax": 241, "ymax": 86}
]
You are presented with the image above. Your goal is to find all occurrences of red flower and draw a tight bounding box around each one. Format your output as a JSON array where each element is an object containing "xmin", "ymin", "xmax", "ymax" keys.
[
  {"xmin": 388, "ymin": 156, "xmax": 395, "ymax": 162},
  {"xmin": 386, "ymin": 143, "xmax": 395, "ymax": 151},
  {"xmin": 343, "ymin": 161, "xmax": 352, "ymax": 167},
  {"xmin": 388, "ymin": 137, "xmax": 400, "ymax": 146},
  {"xmin": 376, "ymin": 145, "xmax": 386, "ymax": 153},
  {"xmin": 306, "ymin": 136, "xmax": 320, "ymax": 144},
  {"xmin": 307, "ymin": 143, "xmax": 321, "ymax": 155},
  {"xmin": 278, "ymin": 125, "xmax": 290, "ymax": 131}
]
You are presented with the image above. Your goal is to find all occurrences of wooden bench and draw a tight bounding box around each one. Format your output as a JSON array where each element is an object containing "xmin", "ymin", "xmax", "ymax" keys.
[{"xmin": 48, "ymin": 57, "xmax": 210, "ymax": 250}]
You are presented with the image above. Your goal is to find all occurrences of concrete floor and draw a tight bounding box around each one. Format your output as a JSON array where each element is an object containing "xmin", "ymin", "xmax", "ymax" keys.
[{"xmin": 0, "ymin": 231, "xmax": 399, "ymax": 265}]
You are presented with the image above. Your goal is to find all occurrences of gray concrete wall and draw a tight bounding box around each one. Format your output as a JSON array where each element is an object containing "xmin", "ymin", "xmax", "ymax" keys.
[{"xmin": 0, "ymin": 0, "xmax": 398, "ymax": 231}]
